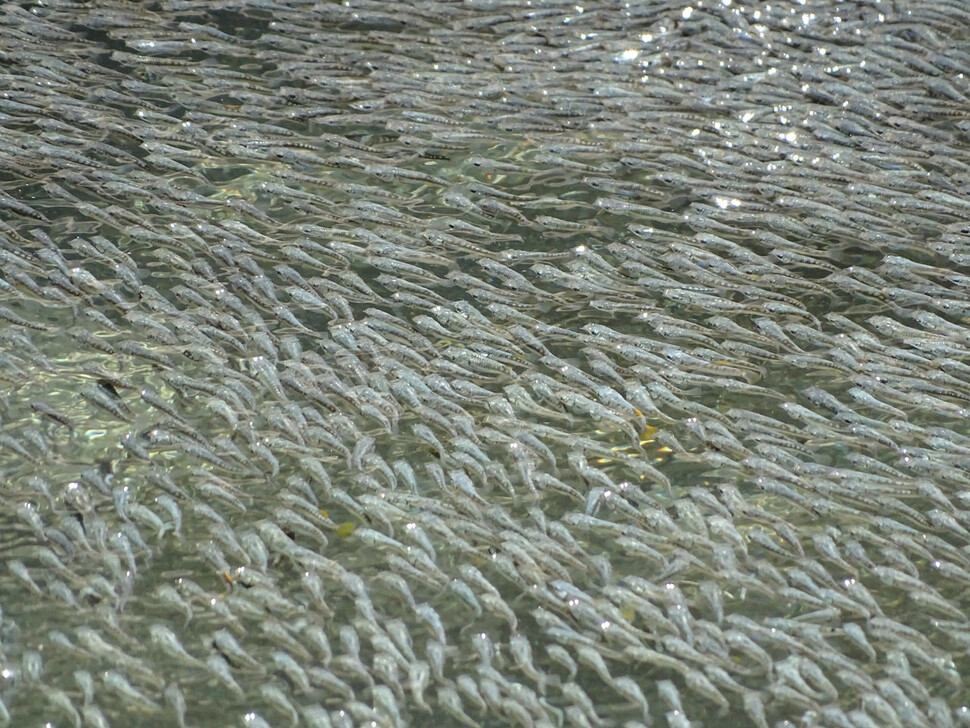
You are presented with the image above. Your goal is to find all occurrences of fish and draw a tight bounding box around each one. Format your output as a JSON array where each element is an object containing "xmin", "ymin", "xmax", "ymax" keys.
[{"xmin": 3, "ymin": 3, "xmax": 970, "ymax": 728}]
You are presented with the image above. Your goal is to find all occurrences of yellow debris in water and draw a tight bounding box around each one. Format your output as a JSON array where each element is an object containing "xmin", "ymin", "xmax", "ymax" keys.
[
  {"xmin": 621, "ymin": 606, "xmax": 636, "ymax": 623},
  {"xmin": 335, "ymin": 521, "xmax": 357, "ymax": 537}
]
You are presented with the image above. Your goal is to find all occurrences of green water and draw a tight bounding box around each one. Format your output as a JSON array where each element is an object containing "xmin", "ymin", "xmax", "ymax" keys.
[{"xmin": 1, "ymin": 1, "xmax": 970, "ymax": 727}]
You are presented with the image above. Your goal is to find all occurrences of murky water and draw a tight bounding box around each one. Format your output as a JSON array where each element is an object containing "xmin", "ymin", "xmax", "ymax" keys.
[{"xmin": 2, "ymin": 1, "xmax": 970, "ymax": 726}]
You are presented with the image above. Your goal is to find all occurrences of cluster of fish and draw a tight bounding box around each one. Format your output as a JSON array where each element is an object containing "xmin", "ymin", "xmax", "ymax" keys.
[{"xmin": 1, "ymin": 0, "xmax": 970, "ymax": 726}]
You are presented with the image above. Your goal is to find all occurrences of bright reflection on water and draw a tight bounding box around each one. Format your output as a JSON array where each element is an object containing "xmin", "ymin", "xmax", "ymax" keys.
[{"xmin": 1, "ymin": 1, "xmax": 970, "ymax": 727}]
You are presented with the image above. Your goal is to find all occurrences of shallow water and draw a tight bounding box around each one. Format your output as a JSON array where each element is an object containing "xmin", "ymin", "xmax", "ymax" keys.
[{"xmin": 2, "ymin": 1, "xmax": 970, "ymax": 726}]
